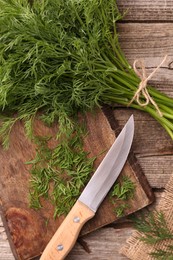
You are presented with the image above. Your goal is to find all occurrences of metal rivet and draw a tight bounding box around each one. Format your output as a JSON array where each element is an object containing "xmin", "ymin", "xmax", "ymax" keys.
[
  {"xmin": 57, "ymin": 244, "xmax": 64, "ymax": 251},
  {"xmin": 73, "ymin": 216, "xmax": 80, "ymax": 223}
]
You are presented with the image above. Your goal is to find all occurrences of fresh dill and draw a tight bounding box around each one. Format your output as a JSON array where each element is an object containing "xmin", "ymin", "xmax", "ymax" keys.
[
  {"xmin": 28, "ymin": 127, "xmax": 96, "ymax": 218},
  {"xmin": 114, "ymin": 204, "xmax": 129, "ymax": 218},
  {"xmin": 0, "ymin": 0, "xmax": 173, "ymax": 146},
  {"xmin": 111, "ymin": 176, "xmax": 135, "ymax": 200},
  {"xmin": 111, "ymin": 176, "xmax": 135, "ymax": 217},
  {"xmin": 132, "ymin": 211, "xmax": 173, "ymax": 259}
]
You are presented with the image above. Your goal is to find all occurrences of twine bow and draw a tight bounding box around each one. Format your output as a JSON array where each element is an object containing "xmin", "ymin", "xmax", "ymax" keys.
[{"xmin": 129, "ymin": 55, "xmax": 167, "ymax": 117}]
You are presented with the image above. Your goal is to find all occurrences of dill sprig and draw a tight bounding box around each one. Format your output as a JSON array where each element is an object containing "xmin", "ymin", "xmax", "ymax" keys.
[
  {"xmin": 28, "ymin": 126, "xmax": 96, "ymax": 217},
  {"xmin": 150, "ymin": 246, "xmax": 173, "ymax": 260},
  {"xmin": 132, "ymin": 211, "xmax": 173, "ymax": 259},
  {"xmin": 111, "ymin": 176, "xmax": 135, "ymax": 200},
  {"xmin": 111, "ymin": 176, "xmax": 135, "ymax": 217},
  {"xmin": 114, "ymin": 204, "xmax": 129, "ymax": 218}
]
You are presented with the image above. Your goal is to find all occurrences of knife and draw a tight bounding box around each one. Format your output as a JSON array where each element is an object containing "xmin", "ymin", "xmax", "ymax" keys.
[{"xmin": 40, "ymin": 115, "xmax": 134, "ymax": 260}]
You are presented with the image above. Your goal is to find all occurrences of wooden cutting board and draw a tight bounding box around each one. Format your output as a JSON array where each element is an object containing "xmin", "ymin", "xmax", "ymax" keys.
[{"xmin": 0, "ymin": 107, "xmax": 154, "ymax": 260}]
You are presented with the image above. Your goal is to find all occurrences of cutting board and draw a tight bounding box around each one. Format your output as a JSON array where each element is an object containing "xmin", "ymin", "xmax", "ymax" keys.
[{"xmin": 0, "ymin": 107, "xmax": 154, "ymax": 259}]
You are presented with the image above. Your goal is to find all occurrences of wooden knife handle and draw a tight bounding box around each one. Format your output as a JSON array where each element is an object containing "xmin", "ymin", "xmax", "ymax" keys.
[{"xmin": 40, "ymin": 200, "xmax": 95, "ymax": 260}]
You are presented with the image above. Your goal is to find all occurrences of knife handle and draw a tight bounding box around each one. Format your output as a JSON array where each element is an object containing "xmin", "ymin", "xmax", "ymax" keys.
[{"xmin": 40, "ymin": 200, "xmax": 95, "ymax": 260}]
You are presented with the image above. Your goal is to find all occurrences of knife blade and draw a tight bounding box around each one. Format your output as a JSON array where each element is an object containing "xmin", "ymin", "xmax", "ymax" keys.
[{"xmin": 40, "ymin": 115, "xmax": 134, "ymax": 260}]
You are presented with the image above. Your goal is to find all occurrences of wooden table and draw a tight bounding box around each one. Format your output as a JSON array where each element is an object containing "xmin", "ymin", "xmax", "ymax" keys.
[{"xmin": 1, "ymin": 0, "xmax": 173, "ymax": 259}]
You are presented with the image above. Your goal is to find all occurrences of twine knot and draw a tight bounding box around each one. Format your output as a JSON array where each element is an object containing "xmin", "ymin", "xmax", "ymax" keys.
[{"xmin": 129, "ymin": 55, "xmax": 167, "ymax": 117}]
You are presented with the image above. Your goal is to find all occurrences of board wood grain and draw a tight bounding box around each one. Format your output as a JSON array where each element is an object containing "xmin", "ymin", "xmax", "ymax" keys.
[{"xmin": 0, "ymin": 108, "xmax": 154, "ymax": 259}]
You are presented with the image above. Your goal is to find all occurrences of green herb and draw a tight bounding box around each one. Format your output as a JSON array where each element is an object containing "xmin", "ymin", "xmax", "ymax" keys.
[
  {"xmin": 150, "ymin": 246, "xmax": 173, "ymax": 260},
  {"xmin": 132, "ymin": 211, "xmax": 173, "ymax": 259},
  {"xmin": 111, "ymin": 176, "xmax": 135, "ymax": 200},
  {"xmin": 0, "ymin": 0, "xmax": 173, "ymax": 215},
  {"xmin": 0, "ymin": 0, "xmax": 173, "ymax": 144},
  {"xmin": 111, "ymin": 176, "xmax": 135, "ymax": 217},
  {"xmin": 28, "ymin": 129, "xmax": 96, "ymax": 217},
  {"xmin": 114, "ymin": 203, "xmax": 129, "ymax": 218}
]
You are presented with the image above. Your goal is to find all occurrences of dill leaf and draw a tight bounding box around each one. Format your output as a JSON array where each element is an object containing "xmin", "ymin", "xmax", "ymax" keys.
[
  {"xmin": 28, "ymin": 125, "xmax": 96, "ymax": 217},
  {"xmin": 133, "ymin": 211, "xmax": 173, "ymax": 259},
  {"xmin": 111, "ymin": 176, "xmax": 135, "ymax": 200},
  {"xmin": 111, "ymin": 176, "xmax": 135, "ymax": 217}
]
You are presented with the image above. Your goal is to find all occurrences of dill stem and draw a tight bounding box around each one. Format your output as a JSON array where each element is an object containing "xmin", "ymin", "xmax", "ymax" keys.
[
  {"xmin": 102, "ymin": 86, "xmax": 173, "ymax": 139},
  {"xmin": 94, "ymin": 54, "xmax": 173, "ymax": 140},
  {"xmin": 159, "ymin": 104, "xmax": 173, "ymax": 117},
  {"xmin": 149, "ymin": 89, "xmax": 173, "ymax": 107}
]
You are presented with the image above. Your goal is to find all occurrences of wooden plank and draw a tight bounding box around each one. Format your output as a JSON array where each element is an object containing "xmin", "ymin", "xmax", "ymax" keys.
[
  {"xmin": 113, "ymin": 109, "xmax": 173, "ymax": 155},
  {"xmin": 117, "ymin": 0, "xmax": 173, "ymax": 21},
  {"xmin": 0, "ymin": 216, "xmax": 14, "ymax": 260},
  {"xmin": 118, "ymin": 22, "xmax": 173, "ymax": 71},
  {"xmin": 137, "ymin": 155, "xmax": 173, "ymax": 188},
  {"xmin": 113, "ymin": 109, "xmax": 173, "ymax": 188},
  {"xmin": 0, "ymin": 108, "xmax": 154, "ymax": 259},
  {"xmin": 68, "ymin": 227, "xmax": 134, "ymax": 260}
]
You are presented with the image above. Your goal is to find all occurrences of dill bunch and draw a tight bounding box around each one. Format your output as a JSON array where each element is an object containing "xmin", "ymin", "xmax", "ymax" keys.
[{"xmin": 0, "ymin": 0, "xmax": 173, "ymax": 141}]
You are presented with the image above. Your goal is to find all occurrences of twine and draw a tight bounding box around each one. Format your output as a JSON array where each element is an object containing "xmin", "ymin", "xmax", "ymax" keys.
[{"xmin": 129, "ymin": 55, "xmax": 167, "ymax": 117}]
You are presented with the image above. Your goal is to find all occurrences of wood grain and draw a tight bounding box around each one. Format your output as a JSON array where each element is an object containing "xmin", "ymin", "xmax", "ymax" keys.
[
  {"xmin": 118, "ymin": 23, "xmax": 173, "ymax": 65},
  {"xmin": 112, "ymin": 109, "xmax": 173, "ymax": 188},
  {"xmin": 68, "ymin": 227, "xmax": 134, "ymax": 260},
  {"xmin": 1, "ymin": 0, "xmax": 173, "ymax": 259},
  {"xmin": 0, "ymin": 108, "xmax": 154, "ymax": 259},
  {"xmin": 117, "ymin": 0, "xmax": 173, "ymax": 21},
  {"xmin": 0, "ymin": 216, "xmax": 14, "ymax": 260}
]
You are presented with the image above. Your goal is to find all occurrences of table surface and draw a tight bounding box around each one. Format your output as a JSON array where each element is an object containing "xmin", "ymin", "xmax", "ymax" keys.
[{"xmin": 1, "ymin": 0, "xmax": 173, "ymax": 259}]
